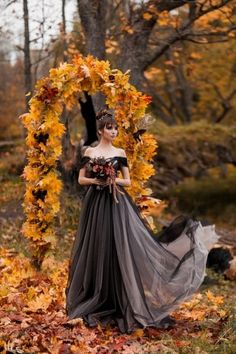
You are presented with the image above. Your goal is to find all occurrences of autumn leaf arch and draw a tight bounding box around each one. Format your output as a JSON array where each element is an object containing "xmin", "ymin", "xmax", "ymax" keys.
[{"xmin": 21, "ymin": 54, "xmax": 161, "ymax": 268}]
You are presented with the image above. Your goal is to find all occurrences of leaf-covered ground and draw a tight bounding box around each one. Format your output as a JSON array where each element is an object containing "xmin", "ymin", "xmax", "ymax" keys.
[
  {"xmin": 0, "ymin": 246, "xmax": 235, "ymax": 354},
  {"xmin": 0, "ymin": 150, "xmax": 235, "ymax": 353}
]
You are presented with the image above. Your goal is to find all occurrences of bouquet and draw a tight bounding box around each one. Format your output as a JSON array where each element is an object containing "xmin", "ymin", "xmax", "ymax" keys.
[{"xmin": 87, "ymin": 156, "xmax": 124, "ymax": 203}]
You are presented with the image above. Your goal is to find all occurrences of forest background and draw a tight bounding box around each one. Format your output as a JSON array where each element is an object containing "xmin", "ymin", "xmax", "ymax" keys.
[{"xmin": 0, "ymin": 1, "xmax": 236, "ymax": 353}]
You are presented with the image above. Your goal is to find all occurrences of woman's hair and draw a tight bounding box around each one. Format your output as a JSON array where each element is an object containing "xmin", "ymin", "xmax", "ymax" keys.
[{"xmin": 96, "ymin": 108, "xmax": 118, "ymax": 133}]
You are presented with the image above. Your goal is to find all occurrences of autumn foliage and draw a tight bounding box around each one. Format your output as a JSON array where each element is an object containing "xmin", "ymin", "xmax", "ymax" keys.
[
  {"xmin": 20, "ymin": 55, "xmax": 163, "ymax": 268},
  {"xmin": 0, "ymin": 245, "xmax": 234, "ymax": 353}
]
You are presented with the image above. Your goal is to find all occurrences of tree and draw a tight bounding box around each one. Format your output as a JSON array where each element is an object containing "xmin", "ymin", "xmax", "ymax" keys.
[
  {"xmin": 23, "ymin": 0, "xmax": 32, "ymax": 111},
  {"xmin": 77, "ymin": 0, "xmax": 236, "ymax": 123},
  {"xmin": 78, "ymin": 0, "xmax": 106, "ymax": 60},
  {"xmin": 0, "ymin": 49, "xmax": 25, "ymax": 139}
]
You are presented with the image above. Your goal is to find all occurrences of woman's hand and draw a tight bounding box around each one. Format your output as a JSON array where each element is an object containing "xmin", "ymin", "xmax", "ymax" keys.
[
  {"xmin": 92, "ymin": 178, "xmax": 109, "ymax": 186},
  {"xmin": 115, "ymin": 177, "xmax": 131, "ymax": 187},
  {"xmin": 99, "ymin": 177, "xmax": 130, "ymax": 187}
]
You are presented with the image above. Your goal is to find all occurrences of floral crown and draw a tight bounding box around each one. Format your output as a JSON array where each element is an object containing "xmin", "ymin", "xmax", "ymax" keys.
[{"xmin": 96, "ymin": 108, "xmax": 114, "ymax": 121}]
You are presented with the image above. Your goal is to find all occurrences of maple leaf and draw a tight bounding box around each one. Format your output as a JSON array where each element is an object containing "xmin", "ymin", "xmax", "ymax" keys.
[
  {"xmin": 122, "ymin": 120, "xmax": 130, "ymax": 129},
  {"xmin": 80, "ymin": 64, "xmax": 90, "ymax": 78},
  {"xmin": 26, "ymin": 293, "xmax": 53, "ymax": 312}
]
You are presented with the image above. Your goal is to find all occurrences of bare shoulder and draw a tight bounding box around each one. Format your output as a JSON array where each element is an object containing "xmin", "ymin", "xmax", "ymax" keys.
[
  {"xmin": 83, "ymin": 146, "xmax": 93, "ymax": 157},
  {"xmin": 117, "ymin": 148, "xmax": 127, "ymax": 157}
]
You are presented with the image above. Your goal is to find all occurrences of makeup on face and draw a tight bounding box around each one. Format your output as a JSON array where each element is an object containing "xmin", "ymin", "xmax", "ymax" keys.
[
  {"xmin": 104, "ymin": 123, "xmax": 118, "ymax": 137},
  {"xmin": 105, "ymin": 122, "xmax": 118, "ymax": 130}
]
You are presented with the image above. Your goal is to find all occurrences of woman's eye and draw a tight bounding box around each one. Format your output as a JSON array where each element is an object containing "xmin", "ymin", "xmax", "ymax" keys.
[{"xmin": 106, "ymin": 125, "xmax": 117, "ymax": 130}]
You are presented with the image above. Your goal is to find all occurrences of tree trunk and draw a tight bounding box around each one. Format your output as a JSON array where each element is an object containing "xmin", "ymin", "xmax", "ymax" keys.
[
  {"xmin": 58, "ymin": 108, "xmax": 78, "ymax": 193},
  {"xmin": 77, "ymin": 0, "xmax": 107, "ymax": 59},
  {"xmin": 118, "ymin": 17, "xmax": 156, "ymax": 91},
  {"xmin": 166, "ymin": 47, "xmax": 194, "ymax": 123},
  {"xmin": 117, "ymin": 1, "xmax": 188, "ymax": 90},
  {"xmin": 23, "ymin": 0, "xmax": 32, "ymax": 112},
  {"xmin": 62, "ymin": 0, "xmax": 67, "ymax": 62},
  {"xmin": 77, "ymin": 0, "xmax": 107, "ymax": 112}
]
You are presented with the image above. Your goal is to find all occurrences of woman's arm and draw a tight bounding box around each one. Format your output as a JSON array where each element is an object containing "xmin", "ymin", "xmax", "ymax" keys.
[
  {"xmin": 78, "ymin": 166, "xmax": 95, "ymax": 185},
  {"xmin": 78, "ymin": 168, "xmax": 108, "ymax": 186},
  {"xmin": 78, "ymin": 147, "xmax": 104, "ymax": 186},
  {"xmin": 115, "ymin": 148, "xmax": 131, "ymax": 187},
  {"xmin": 115, "ymin": 175, "xmax": 131, "ymax": 187}
]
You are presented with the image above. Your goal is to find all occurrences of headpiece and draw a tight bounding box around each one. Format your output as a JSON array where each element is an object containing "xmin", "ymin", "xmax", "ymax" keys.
[{"xmin": 96, "ymin": 108, "xmax": 114, "ymax": 121}]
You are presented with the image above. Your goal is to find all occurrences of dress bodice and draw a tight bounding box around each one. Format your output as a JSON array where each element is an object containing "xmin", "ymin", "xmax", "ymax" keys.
[{"xmin": 79, "ymin": 155, "xmax": 129, "ymax": 176}]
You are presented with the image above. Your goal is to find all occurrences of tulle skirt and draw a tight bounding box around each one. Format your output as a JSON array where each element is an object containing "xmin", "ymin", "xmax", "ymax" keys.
[{"xmin": 65, "ymin": 184, "xmax": 219, "ymax": 333}]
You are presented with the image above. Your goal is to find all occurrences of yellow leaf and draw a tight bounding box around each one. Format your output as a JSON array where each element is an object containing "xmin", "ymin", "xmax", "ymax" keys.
[
  {"xmin": 190, "ymin": 52, "xmax": 202, "ymax": 60},
  {"xmin": 143, "ymin": 12, "xmax": 152, "ymax": 20},
  {"xmin": 206, "ymin": 290, "xmax": 224, "ymax": 305},
  {"xmin": 80, "ymin": 64, "xmax": 90, "ymax": 78},
  {"xmin": 122, "ymin": 25, "xmax": 134, "ymax": 34},
  {"xmin": 27, "ymin": 293, "xmax": 52, "ymax": 312},
  {"xmin": 134, "ymin": 328, "xmax": 144, "ymax": 337},
  {"xmin": 0, "ymin": 285, "xmax": 9, "ymax": 297},
  {"xmin": 228, "ymin": 32, "xmax": 235, "ymax": 38},
  {"xmin": 218, "ymin": 310, "xmax": 227, "ymax": 318}
]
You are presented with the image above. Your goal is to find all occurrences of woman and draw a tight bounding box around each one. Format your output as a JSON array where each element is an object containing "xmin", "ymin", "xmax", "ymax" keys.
[{"xmin": 65, "ymin": 108, "xmax": 219, "ymax": 334}]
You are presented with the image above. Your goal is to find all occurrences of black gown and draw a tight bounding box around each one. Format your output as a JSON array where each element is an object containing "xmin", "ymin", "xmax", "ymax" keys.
[{"xmin": 65, "ymin": 155, "xmax": 219, "ymax": 334}]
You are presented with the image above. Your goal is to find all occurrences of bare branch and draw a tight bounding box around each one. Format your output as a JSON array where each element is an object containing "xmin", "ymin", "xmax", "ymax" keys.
[
  {"xmin": 142, "ymin": 0, "xmax": 234, "ymax": 69},
  {"xmin": 186, "ymin": 25, "xmax": 236, "ymax": 37},
  {"xmin": 29, "ymin": 35, "xmax": 43, "ymax": 44},
  {"xmin": 189, "ymin": 1, "xmax": 198, "ymax": 21},
  {"xmin": 5, "ymin": 0, "xmax": 17, "ymax": 8},
  {"xmin": 31, "ymin": 50, "xmax": 53, "ymax": 67},
  {"xmin": 144, "ymin": 76, "xmax": 177, "ymax": 125},
  {"xmin": 182, "ymin": 37, "xmax": 229, "ymax": 44},
  {"xmin": 182, "ymin": 24, "xmax": 236, "ymax": 44},
  {"xmin": 201, "ymin": 77, "xmax": 236, "ymax": 123},
  {"xmin": 212, "ymin": 83, "xmax": 236, "ymax": 123},
  {"xmin": 198, "ymin": 0, "xmax": 233, "ymax": 17},
  {"xmin": 15, "ymin": 44, "xmax": 25, "ymax": 52},
  {"xmin": 145, "ymin": 0, "xmax": 187, "ymax": 13}
]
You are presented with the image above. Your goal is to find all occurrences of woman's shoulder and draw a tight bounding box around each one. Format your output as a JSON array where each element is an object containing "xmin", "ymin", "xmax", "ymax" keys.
[
  {"xmin": 82, "ymin": 146, "xmax": 127, "ymax": 158},
  {"xmin": 116, "ymin": 148, "xmax": 128, "ymax": 167},
  {"xmin": 82, "ymin": 146, "xmax": 93, "ymax": 157},
  {"xmin": 116, "ymin": 148, "xmax": 127, "ymax": 157}
]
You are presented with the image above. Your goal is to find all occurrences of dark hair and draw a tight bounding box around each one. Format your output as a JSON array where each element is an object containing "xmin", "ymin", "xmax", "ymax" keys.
[{"xmin": 96, "ymin": 108, "xmax": 118, "ymax": 133}]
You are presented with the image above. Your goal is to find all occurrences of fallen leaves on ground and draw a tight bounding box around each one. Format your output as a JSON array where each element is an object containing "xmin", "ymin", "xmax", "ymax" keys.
[{"xmin": 0, "ymin": 247, "xmax": 235, "ymax": 354}]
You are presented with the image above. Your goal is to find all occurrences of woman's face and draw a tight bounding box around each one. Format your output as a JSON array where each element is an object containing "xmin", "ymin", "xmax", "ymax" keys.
[{"xmin": 99, "ymin": 122, "xmax": 118, "ymax": 141}]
